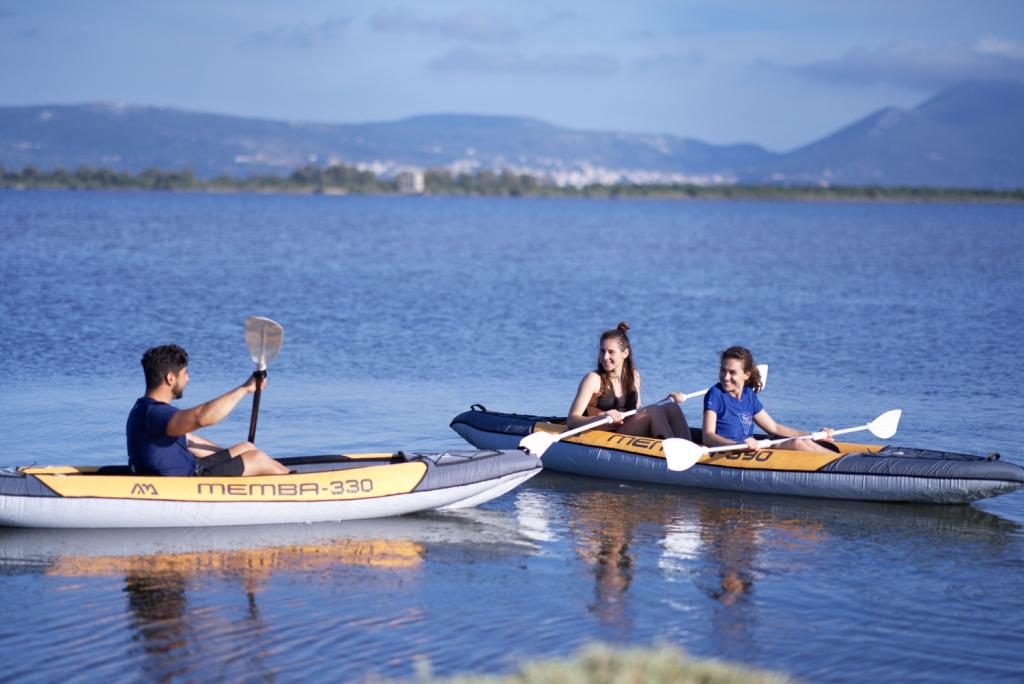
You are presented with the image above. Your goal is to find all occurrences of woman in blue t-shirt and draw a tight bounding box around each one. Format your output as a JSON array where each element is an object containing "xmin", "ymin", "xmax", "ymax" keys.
[{"xmin": 703, "ymin": 346, "xmax": 833, "ymax": 452}]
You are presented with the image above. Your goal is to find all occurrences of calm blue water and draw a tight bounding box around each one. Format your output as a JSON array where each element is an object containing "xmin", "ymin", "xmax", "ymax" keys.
[{"xmin": 1, "ymin": 190, "xmax": 1023, "ymax": 682}]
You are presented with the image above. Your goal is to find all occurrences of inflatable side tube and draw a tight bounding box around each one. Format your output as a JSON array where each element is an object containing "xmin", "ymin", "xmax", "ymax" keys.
[
  {"xmin": 450, "ymin": 408, "xmax": 559, "ymax": 437},
  {"xmin": 0, "ymin": 469, "xmax": 60, "ymax": 498},
  {"xmin": 825, "ymin": 447, "xmax": 1024, "ymax": 484},
  {"xmin": 415, "ymin": 450, "xmax": 541, "ymax": 491}
]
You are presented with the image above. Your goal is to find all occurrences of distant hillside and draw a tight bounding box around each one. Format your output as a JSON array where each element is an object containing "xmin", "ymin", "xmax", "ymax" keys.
[
  {"xmin": 749, "ymin": 80, "xmax": 1024, "ymax": 188},
  {"xmin": 1, "ymin": 80, "xmax": 1022, "ymax": 188},
  {"xmin": 0, "ymin": 105, "xmax": 775, "ymax": 186}
]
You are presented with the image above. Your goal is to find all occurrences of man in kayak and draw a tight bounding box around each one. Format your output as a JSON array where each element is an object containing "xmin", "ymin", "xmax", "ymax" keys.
[{"xmin": 126, "ymin": 344, "xmax": 289, "ymax": 476}]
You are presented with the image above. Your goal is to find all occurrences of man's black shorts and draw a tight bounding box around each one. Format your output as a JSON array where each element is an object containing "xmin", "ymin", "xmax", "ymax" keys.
[{"xmin": 194, "ymin": 448, "xmax": 245, "ymax": 477}]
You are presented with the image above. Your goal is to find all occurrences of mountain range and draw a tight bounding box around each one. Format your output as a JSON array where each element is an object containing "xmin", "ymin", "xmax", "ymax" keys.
[{"xmin": 1, "ymin": 79, "xmax": 1021, "ymax": 189}]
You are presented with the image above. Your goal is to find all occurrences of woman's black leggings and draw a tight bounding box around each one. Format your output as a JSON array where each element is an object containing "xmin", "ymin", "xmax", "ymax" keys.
[{"xmin": 617, "ymin": 403, "xmax": 690, "ymax": 439}]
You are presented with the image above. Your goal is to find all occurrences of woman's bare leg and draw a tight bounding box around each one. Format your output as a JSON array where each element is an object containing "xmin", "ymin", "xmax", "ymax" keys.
[
  {"xmin": 617, "ymin": 411, "xmax": 653, "ymax": 436},
  {"xmin": 773, "ymin": 437, "xmax": 832, "ymax": 453},
  {"xmin": 617, "ymin": 405, "xmax": 690, "ymax": 439}
]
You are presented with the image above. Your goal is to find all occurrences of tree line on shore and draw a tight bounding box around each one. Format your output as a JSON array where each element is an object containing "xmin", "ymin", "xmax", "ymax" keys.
[{"xmin": 2, "ymin": 163, "xmax": 1021, "ymax": 202}]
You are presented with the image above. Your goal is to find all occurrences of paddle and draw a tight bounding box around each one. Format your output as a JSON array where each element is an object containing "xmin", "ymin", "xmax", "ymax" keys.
[
  {"xmin": 518, "ymin": 364, "xmax": 768, "ymax": 458},
  {"xmin": 670, "ymin": 363, "xmax": 768, "ymax": 404},
  {"xmin": 244, "ymin": 316, "xmax": 284, "ymax": 443},
  {"xmin": 662, "ymin": 409, "xmax": 902, "ymax": 472}
]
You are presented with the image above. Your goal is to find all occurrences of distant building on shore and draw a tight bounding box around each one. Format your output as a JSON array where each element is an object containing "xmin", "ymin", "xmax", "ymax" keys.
[{"xmin": 397, "ymin": 169, "xmax": 424, "ymax": 194}]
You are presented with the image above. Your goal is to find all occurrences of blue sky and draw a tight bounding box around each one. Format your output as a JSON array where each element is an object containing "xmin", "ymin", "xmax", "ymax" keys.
[{"xmin": 2, "ymin": 1, "xmax": 1023, "ymax": 151}]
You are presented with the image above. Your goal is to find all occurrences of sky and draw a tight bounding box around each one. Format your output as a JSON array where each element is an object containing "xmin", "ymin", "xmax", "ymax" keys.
[{"xmin": 1, "ymin": 1, "xmax": 1023, "ymax": 151}]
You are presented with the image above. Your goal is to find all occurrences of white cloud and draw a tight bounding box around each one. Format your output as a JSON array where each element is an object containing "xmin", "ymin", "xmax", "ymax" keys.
[
  {"xmin": 974, "ymin": 36, "xmax": 1024, "ymax": 60},
  {"xmin": 369, "ymin": 9, "xmax": 430, "ymax": 34},
  {"xmin": 239, "ymin": 17, "xmax": 350, "ymax": 50},
  {"xmin": 439, "ymin": 11, "xmax": 521, "ymax": 43},
  {"xmin": 427, "ymin": 48, "xmax": 618, "ymax": 77},
  {"xmin": 370, "ymin": 9, "xmax": 521, "ymax": 44},
  {"xmin": 785, "ymin": 38, "xmax": 1024, "ymax": 89},
  {"xmin": 633, "ymin": 50, "xmax": 705, "ymax": 73}
]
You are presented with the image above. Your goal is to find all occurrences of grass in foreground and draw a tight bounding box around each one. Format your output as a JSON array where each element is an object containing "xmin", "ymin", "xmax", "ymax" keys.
[{"xmin": 391, "ymin": 643, "xmax": 797, "ymax": 684}]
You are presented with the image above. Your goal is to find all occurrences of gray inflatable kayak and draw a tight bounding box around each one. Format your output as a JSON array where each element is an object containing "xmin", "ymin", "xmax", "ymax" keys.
[{"xmin": 451, "ymin": 407, "xmax": 1024, "ymax": 504}]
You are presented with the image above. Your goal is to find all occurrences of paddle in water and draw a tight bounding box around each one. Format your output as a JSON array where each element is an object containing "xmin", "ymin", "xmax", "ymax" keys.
[
  {"xmin": 662, "ymin": 409, "xmax": 902, "ymax": 472},
  {"xmin": 518, "ymin": 364, "xmax": 768, "ymax": 458},
  {"xmin": 244, "ymin": 316, "xmax": 284, "ymax": 443}
]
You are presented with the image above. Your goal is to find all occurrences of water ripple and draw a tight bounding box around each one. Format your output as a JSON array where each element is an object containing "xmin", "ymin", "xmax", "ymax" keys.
[{"xmin": 2, "ymin": 192, "xmax": 1023, "ymax": 682}]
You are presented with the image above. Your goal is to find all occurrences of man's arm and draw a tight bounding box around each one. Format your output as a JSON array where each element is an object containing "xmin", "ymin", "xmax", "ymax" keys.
[{"xmin": 165, "ymin": 375, "xmax": 261, "ymax": 437}]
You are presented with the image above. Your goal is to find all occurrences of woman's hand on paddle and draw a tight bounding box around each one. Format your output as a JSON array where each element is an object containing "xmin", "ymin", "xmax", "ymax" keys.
[
  {"xmin": 818, "ymin": 427, "xmax": 835, "ymax": 441},
  {"xmin": 667, "ymin": 391, "xmax": 688, "ymax": 403},
  {"xmin": 743, "ymin": 437, "xmax": 761, "ymax": 451},
  {"xmin": 604, "ymin": 409, "xmax": 624, "ymax": 425}
]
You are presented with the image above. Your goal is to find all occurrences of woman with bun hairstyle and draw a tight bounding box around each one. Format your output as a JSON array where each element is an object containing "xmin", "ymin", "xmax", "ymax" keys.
[
  {"xmin": 703, "ymin": 346, "xmax": 833, "ymax": 452},
  {"xmin": 567, "ymin": 322, "xmax": 690, "ymax": 439}
]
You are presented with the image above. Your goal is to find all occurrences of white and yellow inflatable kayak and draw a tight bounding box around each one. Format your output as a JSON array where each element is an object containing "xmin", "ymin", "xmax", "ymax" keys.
[{"xmin": 0, "ymin": 449, "xmax": 542, "ymax": 528}]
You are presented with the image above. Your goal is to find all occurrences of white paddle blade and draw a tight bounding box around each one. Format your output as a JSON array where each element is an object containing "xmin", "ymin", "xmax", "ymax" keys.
[
  {"xmin": 245, "ymin": 316, "xmax": 284, "ymax": 370},
  {"xmin": 518, "ymin": 431, "xmax": 557, "ymax": 458},
  {"xmin": 662, "ymin": 438, "xmax": 705, "ymax": 472},
  {"xmin": 756, "ymin": 364, "xmax": 768, "ymax": 390},
  {"xmin": 867, "ymin": 409, "xmax": 902, "ymax": 440}
]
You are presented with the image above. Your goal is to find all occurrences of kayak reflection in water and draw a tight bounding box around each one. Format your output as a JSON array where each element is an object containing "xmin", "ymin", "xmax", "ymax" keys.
[
  {"xmin": 567, "ymin": 322, "xmax": 690, "ymax": 439},
  {"xmin": 703, "ymin": 346, "xmax": 834, "ymax": 453},
  {"xmin": 126, "ymin": 344, "xmax": 289, "ymax": 477}
]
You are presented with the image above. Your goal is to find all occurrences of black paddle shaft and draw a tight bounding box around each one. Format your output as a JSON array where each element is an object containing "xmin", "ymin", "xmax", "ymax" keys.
[{"xmin": 247, "ymin": 369, "xmax": 267, "ymax": 443}]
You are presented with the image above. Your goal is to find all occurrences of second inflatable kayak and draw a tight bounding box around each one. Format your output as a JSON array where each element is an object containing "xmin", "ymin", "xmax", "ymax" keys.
[{"xmin": 451, "ymin": 407, "xmax": 1024, "ymax": 504}]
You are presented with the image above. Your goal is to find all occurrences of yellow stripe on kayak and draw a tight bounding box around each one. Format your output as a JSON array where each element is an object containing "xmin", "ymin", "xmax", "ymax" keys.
[
  {"xmin": 20, "ymin": 453, "xmax": 402, "ymax": 475},
  {"xmin": 697, "ymin": 443, "xmax": 881, "ymax": 471},
  {"xmin": 323, "ymin": 452, "xmax": 397, "ymax": 460},
  {"xmin": 33, "ymin": 461, "xmax": 428, "ymax": 502},
  {"xmin": 533, "ymin": 422, "xmax": 883, "ymax": 472}
]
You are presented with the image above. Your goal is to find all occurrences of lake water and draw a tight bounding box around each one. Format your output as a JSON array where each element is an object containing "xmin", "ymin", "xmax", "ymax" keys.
[{"xmin": 1, "ymin": 190, "xmax": 1022, "ymax": 682}]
